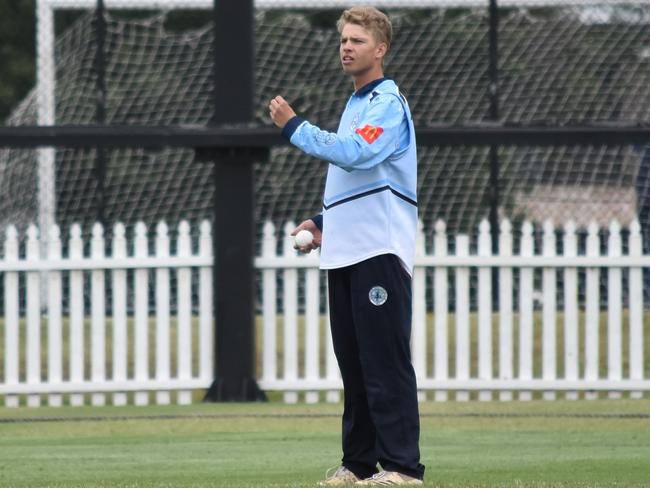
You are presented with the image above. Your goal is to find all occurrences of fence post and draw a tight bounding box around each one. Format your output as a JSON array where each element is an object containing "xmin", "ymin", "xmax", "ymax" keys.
[
  {"xmin": 455, "ymin": 234, "xmax": 470, "ymax": 401},
  {"xmin": 563, "ymin": 220, "xmax": 579, "ymax": 400},
  {"xmin": 412, "ymin": 220, "xmax": 427, "ymax": 401},
  {"xmin": 607, "ymin": 220, "xmax": 623, "ymax": 399},
  {"xmin": 134, "ymin": 222, "xmax": 149, "ymax": 405},
  {"xmin": 518, "ymin": 221, "xmax": 534, "ymax": 401},
  {"xmin": 498, "ymin": 219, "xmax": 513, "ymax": 401},
  {"xmin": 304, "ymin": 248, "xmax": 320, "ymax": 404},
  {"xmin": 91, "ymin": 223, "xmax": 106, "ymax": 406},
  {"xmin": 26, "ymin": 225, "xmax": 41, "ymax": 407},
  {"xmin": 542, "ymin": 220, "xmax": 557, "ymax": 400},
  {"xmin": 585, "ymin": 221, "xmax": 600, "ymax": 400},
  {"xmin": 434, "ymin": 219, "xmax": 448, "ymax": 402},
  {"xmin": 69, "ymin": 224, "xmax": 84, "ymax": 406},
  {"xmin": 478, "ymin": 219, "xmax": 493, "ymax": 401},
  {"xmin": 325, "ymin": 294, "xmax": 341, "ymax": 403},
  {"xmin": 4, "ymin": 226, "xmax": 19, "ymax": 407},
  {"xmin": 629, "ymin": 219, "xmax": 643, "ymax": 399},
  {"xmin": 282, "ymin": 222, "xmax": 299, "ymax": 403},
  {"xmin": 199, "ymin": 221, "xmax": 214, "ymax": 384},
  {"xmin": 262, "ymin": 221, "xmax": 277, "ymax": 387},
  {"xmin": 47, "ymin": 225, "xmax": 63, "ymax": 407},
  {"xmin": 177, "ymin": 221, "xmax": 192, "ymax": 405},
  {"xmin": 155, "ymin": 221, "xmax": 171, "ymax": 405},
  {"xmin": 112, "ymin": 223, "xmax": 128, "ymax": 406}
]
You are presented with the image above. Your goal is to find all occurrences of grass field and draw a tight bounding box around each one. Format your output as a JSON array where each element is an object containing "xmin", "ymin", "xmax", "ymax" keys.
[{"xmin": 1, "ymin": 399, "xmax": 649, "ymax": 488}]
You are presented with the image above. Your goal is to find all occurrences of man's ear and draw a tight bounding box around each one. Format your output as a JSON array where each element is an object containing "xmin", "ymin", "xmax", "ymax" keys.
[{"xmin": 375, "ymin": 42, "xmax": 388, "ymax": 60}]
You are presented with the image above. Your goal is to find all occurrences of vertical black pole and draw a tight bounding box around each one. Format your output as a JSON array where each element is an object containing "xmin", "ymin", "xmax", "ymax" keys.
[
  {"xmin": 203, "ymin": 0, "xmax": 265, "ymax": 401},
  {"xmin": 488, "ymin": 0, "xmax": 500, "ymax": 250},
  {"xmin": 488, "ymin": 0, "xmax": 501, "ymax": 307},
  {"xmin": 95, "ymin": 0, "xmax": 107, "ymax": 225}
]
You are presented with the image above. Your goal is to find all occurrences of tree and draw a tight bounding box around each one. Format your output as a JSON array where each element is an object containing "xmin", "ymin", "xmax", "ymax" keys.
[{"xmin": 0, "ymin": 0, "xmax": 35, "ymax": 123}]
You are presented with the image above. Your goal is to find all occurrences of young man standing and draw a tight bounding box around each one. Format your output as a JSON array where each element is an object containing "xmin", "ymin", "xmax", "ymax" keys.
[{"xmin": 269, "ymin": 6, "xmax": 424, "ymax": 486}]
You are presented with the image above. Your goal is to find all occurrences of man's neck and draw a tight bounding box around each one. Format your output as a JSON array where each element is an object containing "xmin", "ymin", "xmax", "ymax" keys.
[{"xmin": 353, "ymin": 69, "xmax": 384, "ymax": 92}]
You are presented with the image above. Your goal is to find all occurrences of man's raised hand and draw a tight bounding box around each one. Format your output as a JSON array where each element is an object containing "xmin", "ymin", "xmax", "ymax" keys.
[{"xmin": 269, "ymin": 95, "xmax": 297, "ymax": 128}]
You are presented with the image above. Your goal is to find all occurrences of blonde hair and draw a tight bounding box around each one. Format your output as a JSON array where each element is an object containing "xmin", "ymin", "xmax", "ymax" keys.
[{"xmin": 336, "ymin": 6, "xmax": 392, "ymax": 51}]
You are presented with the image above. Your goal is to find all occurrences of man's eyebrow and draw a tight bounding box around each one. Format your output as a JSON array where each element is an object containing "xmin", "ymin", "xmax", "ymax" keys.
[{"xmin": 340, "ymin": 36, "xmax": 366, "ymax": 42}]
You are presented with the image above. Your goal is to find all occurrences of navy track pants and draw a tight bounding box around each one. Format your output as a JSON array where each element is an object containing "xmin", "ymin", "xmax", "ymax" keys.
[{"xmin": 327, "ymin": 253, "xmax": 425, "ymax": 480}]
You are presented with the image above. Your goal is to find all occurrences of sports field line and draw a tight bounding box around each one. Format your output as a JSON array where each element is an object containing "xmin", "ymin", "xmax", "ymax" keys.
[{"xmin": 1, "ymin": 410, "xmax": 650, "ymax": 424}]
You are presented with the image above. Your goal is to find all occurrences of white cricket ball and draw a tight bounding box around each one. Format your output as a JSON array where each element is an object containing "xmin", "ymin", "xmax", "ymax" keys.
[{"xmin": 294, "ymin": 229, "xmax": 314, "ymax": 247}]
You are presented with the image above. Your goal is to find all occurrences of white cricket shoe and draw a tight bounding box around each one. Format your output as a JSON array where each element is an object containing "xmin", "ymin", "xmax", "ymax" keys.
[
  {"xmin": 355, "ymin": 471, "xmax": 423, "ymax": 486},
  {"xmin": 318, "ymin": 466, "xmax": 362, "ymax": 486}
]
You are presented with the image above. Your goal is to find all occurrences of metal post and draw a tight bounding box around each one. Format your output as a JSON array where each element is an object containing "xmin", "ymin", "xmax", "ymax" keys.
[
  {"xmin": 203, "ymin": 0, "xmax": 265, "ymax": 402},
  {"xmin": 488, "ymin": 0, "xmax": 501, "ymax": 308},
  {"xmin": 488, "ymin": 0, "xmax": 500, "ymax": 250},
  {"xmin": 36, "ymin": 0, "xmax": 56, "ymax": 254},
  {"xmin": 95, "ymin": 0, "xmax": 107, "ymax": 225}
]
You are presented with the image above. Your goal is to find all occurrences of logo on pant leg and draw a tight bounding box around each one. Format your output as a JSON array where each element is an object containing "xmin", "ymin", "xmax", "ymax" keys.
[{"xmin": 369, "ymin": 286, "xmax": 388, "ymax": 306}]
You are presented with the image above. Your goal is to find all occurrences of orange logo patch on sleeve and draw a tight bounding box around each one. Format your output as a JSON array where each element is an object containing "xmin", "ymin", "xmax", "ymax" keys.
[{"xmin": 355, "ymin": 124, "xmax": 384, "ymax": 144}]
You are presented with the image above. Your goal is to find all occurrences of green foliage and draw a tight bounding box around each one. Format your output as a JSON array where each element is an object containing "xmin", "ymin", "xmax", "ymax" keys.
[
  {"xmin": 0, "ymin": 0, "xmax": 35, "ymax": 123},
  {"xmin": 0, "ymin": 0, "xmax": 83, "ymax": 122}
]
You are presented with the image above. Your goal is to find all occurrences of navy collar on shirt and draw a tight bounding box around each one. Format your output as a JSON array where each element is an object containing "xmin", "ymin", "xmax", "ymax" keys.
[{"xmin": 353, "ymin": 77, "xmax": 389, "ymax": 97}]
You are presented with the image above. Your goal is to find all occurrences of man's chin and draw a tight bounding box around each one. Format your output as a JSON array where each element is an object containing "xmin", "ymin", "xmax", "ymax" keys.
[{"xmin": 341, "ymin": 65, "xmax": 366, "ymax": 76}]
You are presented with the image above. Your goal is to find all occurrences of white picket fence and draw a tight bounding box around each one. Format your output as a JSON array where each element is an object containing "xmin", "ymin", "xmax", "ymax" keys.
[
  {"xmin": 1, "ymin": 217, "xmax": 649, "ymax": 407},
  {"xmin": 256, "ymin": 219, "xmax": 649, "ymax": 402},
  {"xmin": 0, "ymin": 221, "xmax": 213, "ymax": 407}
]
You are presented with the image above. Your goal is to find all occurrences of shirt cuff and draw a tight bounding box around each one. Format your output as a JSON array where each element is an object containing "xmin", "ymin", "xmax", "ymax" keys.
[
  {"xmin": 310, "ymin": 214, "xmax": 323, "ymax": 232},
  {"xmin": 281, "ymin": 116, "xmax": 304, "ymax": 141}
]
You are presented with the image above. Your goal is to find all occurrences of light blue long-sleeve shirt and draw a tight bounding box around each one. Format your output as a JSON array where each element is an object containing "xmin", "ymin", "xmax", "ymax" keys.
[{"xmin": 282, "ymin": 78, "xmax": 418, "ymax": 274}]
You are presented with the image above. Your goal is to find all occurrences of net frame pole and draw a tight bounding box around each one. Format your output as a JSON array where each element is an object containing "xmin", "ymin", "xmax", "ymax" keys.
[
  {"xmin": 488, "ymin": 0, "xmax": 500, "ymax": 253},
  {"xmin": 203, "ymin": 0, "xmax": 266, "ymax": 402},
  {"xmin": 36, "ymin": 0, "xmax": 56, "ymax": 255},
  {"xmin": 39, "ymin": 0, "xmax": 650, "ymax": 8},
  {"xmin": 94, "ymin": 0, "xmax": 107, "ymax": 225},
  {"xmin": 2, "ymin": 126, "xmax": 650, "ymax": 148},
  {"xmin": 488, "ymin": 0, "xmax": 500, "ymax": 307}
]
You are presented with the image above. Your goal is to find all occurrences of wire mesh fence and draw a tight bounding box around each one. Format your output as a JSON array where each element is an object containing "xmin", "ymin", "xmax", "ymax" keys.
[{"xmin": 0, "ymin": 1, "xmax": 649, "ymax": 311}]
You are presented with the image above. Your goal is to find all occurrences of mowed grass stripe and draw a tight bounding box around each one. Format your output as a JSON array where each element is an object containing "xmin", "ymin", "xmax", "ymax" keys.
[
  {"xmin": 0, "ymin": 401, "xmax": 649, "ymax": 487},
  {"xmin": 1, "ymin": 398, "xmax": 650, "ymax": 420}
]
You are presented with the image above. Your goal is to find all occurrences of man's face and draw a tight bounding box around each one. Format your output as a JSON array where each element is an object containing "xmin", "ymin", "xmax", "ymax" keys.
[{"xmin": 339, "ymin": 23, "xmax": 385, "ymax": 76}]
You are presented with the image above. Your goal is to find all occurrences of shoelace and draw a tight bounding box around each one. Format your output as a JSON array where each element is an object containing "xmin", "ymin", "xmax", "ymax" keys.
[
  {"xmin": 325, "ymin": 465, "xmax": 350, "ymax": 480},
  {"xmin": 370, "ymin": 472, "xmax": 388, "ymax": 480},
  {"xmin": 367, "ymin": 471, "xmax": 402, "ymax": 485}
]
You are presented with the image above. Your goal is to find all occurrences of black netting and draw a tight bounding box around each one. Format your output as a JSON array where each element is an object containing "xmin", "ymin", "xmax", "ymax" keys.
[{"xmin": 0, "ymin": 7, "xmax": 649, "ymax": 241}]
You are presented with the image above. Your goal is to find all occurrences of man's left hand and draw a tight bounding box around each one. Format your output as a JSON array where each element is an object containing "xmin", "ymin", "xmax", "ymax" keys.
[{"xmin": 269, "ymin": 95, "xmax": 296, "ymax": 128}]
